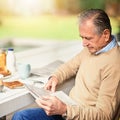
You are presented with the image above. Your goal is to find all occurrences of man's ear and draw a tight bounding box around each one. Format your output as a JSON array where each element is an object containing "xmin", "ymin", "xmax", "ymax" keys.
[{"xmin": 103, "ymin": 29, "xmax": 110, "ymax": 42}]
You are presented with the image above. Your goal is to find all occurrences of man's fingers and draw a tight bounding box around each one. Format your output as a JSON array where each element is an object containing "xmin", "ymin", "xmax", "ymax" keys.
[
  {"xmin": 36, "ymin": 97, "xmax": 50, "ymax": 107},
  {"xmin": 51, "ymin": 85, "xmax": 56, "ymax": 92},
  {"xmin": 44, "ymin": 76, "xmax": 58, "ymax": 92},
  {"xmin": 44, "ymin": 85, "xmax": 51, "ymax": 91}
]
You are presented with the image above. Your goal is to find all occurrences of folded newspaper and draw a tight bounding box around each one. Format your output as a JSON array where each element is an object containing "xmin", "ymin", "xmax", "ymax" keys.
[
  {"xmin": 31, "ymin": 60, "xmax": 64, "ymax": 77},
  {"xmin": 25, "ymin": 84, "xmax": 77, "ymax": 105},
  {"xmin": 29, "ymin": 60, "xmax": 64, "ymax": 84}
]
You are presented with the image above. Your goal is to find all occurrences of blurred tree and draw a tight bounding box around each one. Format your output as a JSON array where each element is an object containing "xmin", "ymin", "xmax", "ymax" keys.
[
  {"xmin": 0, "ymin": 0, "xmax": 14, "ymax": 16},
  {"xmin": 65, "ymin": 0, "xmax": 81, "ymax": 14},
  {"xmin": 105, "ymin": 0, "xmax": 120, "ymax": 41},
  {"xmin": 54, "ymin": 0, "xmax": 81, "ymax": 14},
  {"xmin": 54, "ymin": 0, "xmax": 67, "ymax": 13},
  {"xmin": 80, "ymin": 0, "xmax": 105, "ymax": 10},
  {"xmin": 54, "ymin": 0, "xmax": 105, "ymax": 14},
  {"xmin": 105, "ymin": 0, "xmax": 120, "ymax": 16}
]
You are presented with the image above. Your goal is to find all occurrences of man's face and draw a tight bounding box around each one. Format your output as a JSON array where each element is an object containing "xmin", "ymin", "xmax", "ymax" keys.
[{"xmin": 79, "ymin": 20, "xmax": 110, "ymax": 54}]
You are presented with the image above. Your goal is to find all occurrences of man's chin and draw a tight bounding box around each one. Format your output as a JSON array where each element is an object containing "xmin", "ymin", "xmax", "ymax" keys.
[{"xmin": 88, "ymin": 49, "xmax": 96, "ymax": 54}]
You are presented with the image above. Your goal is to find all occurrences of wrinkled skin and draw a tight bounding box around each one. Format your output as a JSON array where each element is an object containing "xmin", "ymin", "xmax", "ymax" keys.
[{"xmin": 79, "ymin": 20, "xmax": 111, "ymax": 54}]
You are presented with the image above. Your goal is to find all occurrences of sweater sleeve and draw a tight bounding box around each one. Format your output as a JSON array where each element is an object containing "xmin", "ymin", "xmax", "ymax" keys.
[
  {"xmin": 66, "ymin": 63, "xmax": 120, "ymax": 120},
  {"xmin": 52, "ymin": 49, "xmax": 86, "ymax": 84},
  {"xmin": 66, "ymin": 105, "xmax": 108, "ymax": 120}
]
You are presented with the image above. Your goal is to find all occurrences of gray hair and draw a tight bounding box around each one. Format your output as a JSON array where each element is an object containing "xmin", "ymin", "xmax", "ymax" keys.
[{"xmin": 78, "ymin": 9, "xmax": 112, "ymax": 35}]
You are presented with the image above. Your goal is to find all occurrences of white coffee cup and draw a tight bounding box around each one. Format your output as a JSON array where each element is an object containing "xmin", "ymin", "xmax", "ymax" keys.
[{"xmin": 17, "ymin": 63, "xmax": 31, "ymax": 79}]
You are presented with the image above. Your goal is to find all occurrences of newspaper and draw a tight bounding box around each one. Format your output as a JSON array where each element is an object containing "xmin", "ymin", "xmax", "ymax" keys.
[
  {"xmin": 25, "ymin": 60, "xmax": 64, "ymax": 85},
  {"xmin": 31, "ymin": 60, "xmax": 64, "ymax": 77},
  {"xmin": 25, "ymin": 84, "xmax": 77, "ymax": 105},
  {"xmin": 26, "ymin": 60, "xmax": 76, "ymax": 105}
]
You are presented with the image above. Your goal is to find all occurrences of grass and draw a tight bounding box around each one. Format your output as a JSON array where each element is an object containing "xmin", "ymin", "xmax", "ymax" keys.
[
  {"xmin": 0, "ymin": 15, "xmax": 79, "ymax": 41},
  {"xmin": 0, "ymin": 15, "xmax": 119, "ymax": 41}
]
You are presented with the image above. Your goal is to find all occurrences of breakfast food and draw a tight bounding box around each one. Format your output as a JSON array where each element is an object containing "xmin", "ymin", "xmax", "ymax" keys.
[
  {"xmin": 3, "ymin": 80, "xmax": 23, "ymax": 89},
  {"xmin": 0, "ymin": 79, "xmax": 3, "ymax": 85},
  {"xmin": 0, "ymin": 70, "xmax": 11, "ymax": 77},
  {"xmin": 0, "ymin": 80, "xmax": 4, "ymax": 92}
]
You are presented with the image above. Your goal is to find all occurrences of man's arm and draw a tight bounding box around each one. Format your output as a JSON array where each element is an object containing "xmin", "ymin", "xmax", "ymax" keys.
[
  {"xmin": 66, "ymin": 64, "xmax": 120, "ymax": 120},
  {"xmin": 51, "ymin": 50, "xmax": 85, "ymax": 85}
]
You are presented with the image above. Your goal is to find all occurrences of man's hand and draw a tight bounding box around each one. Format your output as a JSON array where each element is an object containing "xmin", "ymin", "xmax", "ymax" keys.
[
  {"xmin": 44, "ymin": 76, "xmax": 58, "ymax": 92},
  {"xmin": 35, "ymin": 96, "xmax": 67, "ymax": 116}
]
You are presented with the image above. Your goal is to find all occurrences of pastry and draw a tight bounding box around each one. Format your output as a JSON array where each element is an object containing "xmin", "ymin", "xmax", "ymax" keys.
[
  {"xmin": 0, "ymin": 70, "xmax": 11, "ymax": 77},
  {"xmin": 3, "ymin": 80, "xmax": 23, "ymax": 89}
]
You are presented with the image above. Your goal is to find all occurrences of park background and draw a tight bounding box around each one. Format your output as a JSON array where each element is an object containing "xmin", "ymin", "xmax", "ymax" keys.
[{"xmin": 0, "ymin": 0, "xmax": 120, "ymax": 51}]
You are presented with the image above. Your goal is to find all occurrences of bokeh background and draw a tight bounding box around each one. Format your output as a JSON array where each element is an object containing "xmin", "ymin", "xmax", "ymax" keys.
[{"xmin": 0, "ymin": 0, "xmax": 120, "ymax": 51}]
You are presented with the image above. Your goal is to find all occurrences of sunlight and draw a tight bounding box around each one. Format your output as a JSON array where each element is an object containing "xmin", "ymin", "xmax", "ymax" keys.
[
  {"xmin": 14, "ymin": 0, "xmax": 40, "ymax": 16},
  {"xmin": 6, "ymin": 0, "xmax": 55, "ymax": 16}
]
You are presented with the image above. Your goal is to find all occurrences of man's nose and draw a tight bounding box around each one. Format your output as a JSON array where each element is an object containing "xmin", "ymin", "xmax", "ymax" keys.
[{"xmin": 82, "ymin": 39, "xmax": 88, "ymax": 47}]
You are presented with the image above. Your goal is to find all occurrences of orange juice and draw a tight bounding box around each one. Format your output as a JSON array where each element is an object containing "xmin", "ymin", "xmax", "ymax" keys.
[{"xmin": 0, "ymin": 49, "xmax": 6, "ymax": 71}]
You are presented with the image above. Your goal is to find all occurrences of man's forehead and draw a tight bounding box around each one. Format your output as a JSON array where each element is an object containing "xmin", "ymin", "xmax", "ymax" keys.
[{"xmin": 80, "ymin": 19, "xmax": 94, "ymax": 26}]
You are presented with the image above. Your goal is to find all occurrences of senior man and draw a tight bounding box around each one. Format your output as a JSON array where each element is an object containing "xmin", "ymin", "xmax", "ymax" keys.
[{"xmin": 12, "ymin": 9, "xmax": 120, "ymax": 120}]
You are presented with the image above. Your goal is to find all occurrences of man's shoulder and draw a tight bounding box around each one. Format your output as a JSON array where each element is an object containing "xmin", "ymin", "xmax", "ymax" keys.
[{"xmin": 108, "ymin": 45, "xmax": 120, "ymax": 65}]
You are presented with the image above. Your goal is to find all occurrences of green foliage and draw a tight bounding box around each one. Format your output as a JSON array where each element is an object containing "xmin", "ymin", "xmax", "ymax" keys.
[
  {"xmin": 0, "ymin": 15, "xmax": 118, "ymax": 41},
  {"xmin": 106, "ymin": 0, "xmax": 120, "ymax": 3},
  {"xmin": 55, "ymin": 0, "xmax": 105, "ymax": 13},
  {"xmin": 80, "ymin": 0, "xmax": 105, "ymax": 10},
  {"xmin": 54, "ymin": 0, "xmax": 81, "ymax": 14},
  {"xmin": 0, "ymin": 15, "xmax": 79, "ymax": 41}
]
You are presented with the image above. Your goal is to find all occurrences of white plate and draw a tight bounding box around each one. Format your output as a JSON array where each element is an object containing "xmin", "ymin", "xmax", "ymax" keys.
[{"xmin": 0, "ymin": 74, "xmax": 12, "ymax": 80}]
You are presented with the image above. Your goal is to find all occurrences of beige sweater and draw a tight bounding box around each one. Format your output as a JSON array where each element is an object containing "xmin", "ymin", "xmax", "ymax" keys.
[{"xmin": 53, "ymin": 45, "xmax": 120, "ymax": 120}]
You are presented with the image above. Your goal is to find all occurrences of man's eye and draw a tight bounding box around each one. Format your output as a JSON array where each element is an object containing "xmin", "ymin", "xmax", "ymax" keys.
[
  {"xmin": 80, "ymin": 36, "xmax": 91, "ymax": 40},
  {"xmin": 85, "ymin": 37, "xmax": 91, "ymax": 40}
]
